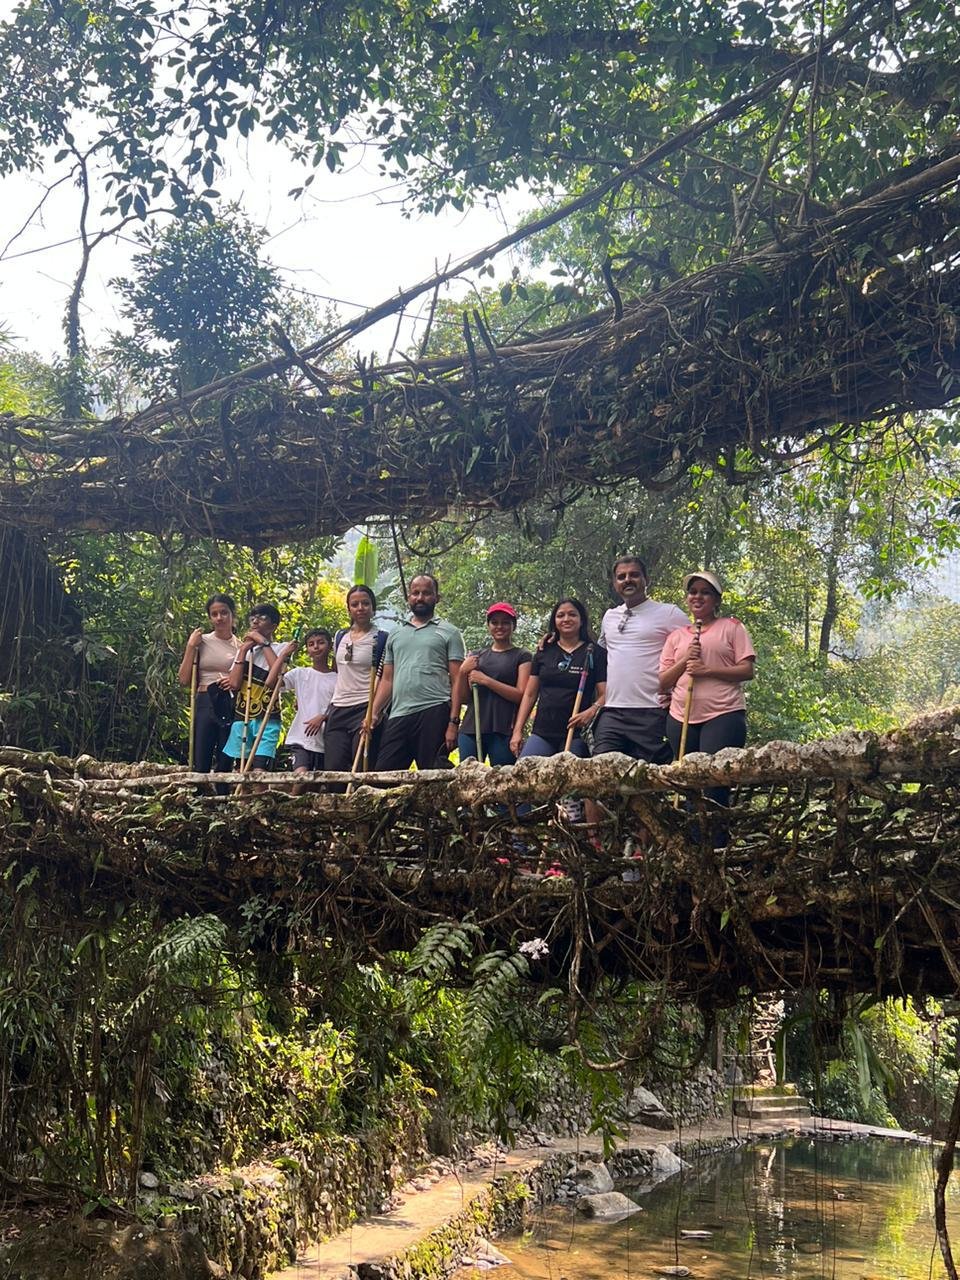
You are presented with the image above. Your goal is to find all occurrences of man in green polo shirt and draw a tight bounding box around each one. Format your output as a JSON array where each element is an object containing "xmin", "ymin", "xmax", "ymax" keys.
[{"xmin": 370, "ymin": 574, "xmax": 465, "ymax": 770}]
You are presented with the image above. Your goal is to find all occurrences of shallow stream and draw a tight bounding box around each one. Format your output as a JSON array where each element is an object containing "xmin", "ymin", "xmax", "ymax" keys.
[{"xmin": 477, "ymin": 1138, "xmax": 958, "ymax": 1279}]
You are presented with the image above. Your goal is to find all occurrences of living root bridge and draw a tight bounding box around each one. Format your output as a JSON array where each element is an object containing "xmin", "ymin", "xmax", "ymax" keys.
[
  {"xmin": 1, "ymin": 144, "xmax": 960, "ymax": 544},
  {"xmin": 4, "ymin": 706, "xmax": 960, "ymax": 1006}
]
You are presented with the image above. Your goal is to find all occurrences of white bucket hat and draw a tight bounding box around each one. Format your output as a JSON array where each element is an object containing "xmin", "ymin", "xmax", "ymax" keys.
[{"xmin": 682, "ymin": 570, "xmax": 723, "ymax": 596}]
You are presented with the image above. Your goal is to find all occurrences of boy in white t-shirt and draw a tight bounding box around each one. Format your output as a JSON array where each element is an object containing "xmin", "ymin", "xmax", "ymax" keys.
[{"xmin": 279, "ymin": 629, "xmax": 337, "ymax": 777}]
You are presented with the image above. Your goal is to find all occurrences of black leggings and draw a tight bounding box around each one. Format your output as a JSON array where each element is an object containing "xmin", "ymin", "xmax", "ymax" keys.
[
  {"xmin": 324, "ymin": 703, "xmax": 381, "ymax": 773},
  {"xmin": 665, "ymin": 710, "xmax": 746, "ymax": 807},
  {"xmin": 192, "ymin": 693, "xmax": 231, "ymax": 773}
]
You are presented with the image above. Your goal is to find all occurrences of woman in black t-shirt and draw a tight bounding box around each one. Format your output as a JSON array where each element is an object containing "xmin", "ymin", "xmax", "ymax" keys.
[
  {"xmin": 452, "ymin": 602, "xmax": 532, "ymax": 765},
  {"xmin": 509, "ymin": 598, "xmax": 607, "ymax": 760}
]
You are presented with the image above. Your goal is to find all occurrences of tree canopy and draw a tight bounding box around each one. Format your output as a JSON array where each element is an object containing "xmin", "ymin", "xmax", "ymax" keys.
[
  {"xmin": 4, "ymin": 0, "xmax": 959, "ymax": 224},
  {"xmin": 3, "ymin": 0, "xmax": 960, "ymax": 549}
]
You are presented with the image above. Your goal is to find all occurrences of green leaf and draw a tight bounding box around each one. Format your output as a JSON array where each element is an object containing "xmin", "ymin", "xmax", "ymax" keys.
[{"xmin": 353, "ymin": 535, "xmax": 379, "ymax": 587}]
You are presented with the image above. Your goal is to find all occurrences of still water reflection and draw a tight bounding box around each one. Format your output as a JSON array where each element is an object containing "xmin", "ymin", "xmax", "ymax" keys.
[{"xmin": 473, "ymin": 1138, "xmax": 957, "ymax": 1279}]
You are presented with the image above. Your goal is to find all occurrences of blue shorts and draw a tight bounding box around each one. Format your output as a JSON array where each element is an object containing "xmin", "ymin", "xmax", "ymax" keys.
[{"xmin": 222, "ymin": 717, "xmax": 281, "ymax": 760}]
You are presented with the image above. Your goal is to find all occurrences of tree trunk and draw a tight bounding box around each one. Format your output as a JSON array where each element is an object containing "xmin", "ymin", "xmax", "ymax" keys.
[
  {"xmin": 818, "ymin": 502, "xmax": 849, "ymax": 656},
  {"xmin": 0, "ymin": 526, "xmax": 81, "ymax": 690}
]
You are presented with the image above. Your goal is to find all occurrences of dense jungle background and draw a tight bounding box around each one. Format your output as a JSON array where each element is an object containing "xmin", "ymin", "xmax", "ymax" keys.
[{"xmin": 2, "ymin": 0, "xmax": 960, "ymax": 1219}]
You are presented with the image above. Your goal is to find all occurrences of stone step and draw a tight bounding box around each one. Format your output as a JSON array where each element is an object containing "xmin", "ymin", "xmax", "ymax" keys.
[
  {"xmin": 733, "ymin": 1099, "xmax": 812, "ymax": 1121},
  {"xmin": 733, "ymin": 1082, "xmax": 799, "ymax": 1099},
  {"xmin": 734, "ymin": 1093, "xmax": 807, "ymax": 1110}
]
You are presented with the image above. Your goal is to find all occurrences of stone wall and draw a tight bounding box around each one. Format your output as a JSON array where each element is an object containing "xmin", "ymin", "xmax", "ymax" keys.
[
  {"xmin": 644, "ymin": 1067, "xmax": 727, "ymax": 1124},
  {"xmin": 428, "ymin": 1064, "xmax": 727, "ymax": 1156},
  {"xmin": 148, "ymin": 1105, "xmax": 426, "ymax": 1279}
]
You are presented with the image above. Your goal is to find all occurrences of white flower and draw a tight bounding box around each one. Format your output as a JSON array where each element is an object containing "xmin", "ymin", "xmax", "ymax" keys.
[{"xmin": 518, "ymin": 937, "xmax": 550, "ymax": 960}]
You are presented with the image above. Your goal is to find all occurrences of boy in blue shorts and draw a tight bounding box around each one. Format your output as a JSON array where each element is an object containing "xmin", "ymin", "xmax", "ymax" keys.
[{"xmin": 222, "ymin": 602, "xmax": 285, "ymax": 771}]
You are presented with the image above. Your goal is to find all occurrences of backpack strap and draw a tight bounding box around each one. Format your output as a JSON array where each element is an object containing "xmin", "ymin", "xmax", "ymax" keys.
[
  {"xmin": 332, "ymin": 628, "xmax": 347, "ymax": 671},
  {"xmin": 333, "ymin": 627, "xmax": 388, "ymax": 670},
  {"xmin": 373, "ymin": 629, "xmax": 389, "ymax": 668}
]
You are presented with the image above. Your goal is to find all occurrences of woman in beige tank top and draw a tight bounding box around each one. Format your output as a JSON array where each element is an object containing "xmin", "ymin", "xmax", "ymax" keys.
[{"xmin": 177, "ymin": 593, "xmax": 240, "ymax": 771}]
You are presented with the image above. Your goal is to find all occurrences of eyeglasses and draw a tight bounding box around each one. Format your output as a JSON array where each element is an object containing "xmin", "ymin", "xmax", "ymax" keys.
[
  {"xmin": 558, "ymin": 651, "xmax": 575, "ymax": 672},
  {"xmin": 248, "ymin": 612, "xmax": 269, "ymax": 623},
  {"xmin": 617, "ymin": 605, "xmax": 635, "ymax": 633}
]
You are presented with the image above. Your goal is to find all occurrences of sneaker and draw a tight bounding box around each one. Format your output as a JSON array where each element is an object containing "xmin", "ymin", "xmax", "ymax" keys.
[{"xmin": 559, "ymin": 798, "xmax": 583, "ymax": 824}]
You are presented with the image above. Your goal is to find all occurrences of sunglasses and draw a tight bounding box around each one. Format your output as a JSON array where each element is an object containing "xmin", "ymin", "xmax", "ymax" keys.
[
  {"xmin": 617, "ymin": 605, "xmax": 636, "ymax": 633},
  {"xmin": 343, "ymin": 640, "xmax": 354, "ymax": 663},
  {"xmin": 558, "ymin": 651, "xmax": 576, "ymax": 673}
]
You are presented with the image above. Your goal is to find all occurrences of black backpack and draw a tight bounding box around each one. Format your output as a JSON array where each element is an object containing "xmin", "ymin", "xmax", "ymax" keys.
[{"xmin": 206, "ymin": 684, "xmax": 236, "ymax": 728}]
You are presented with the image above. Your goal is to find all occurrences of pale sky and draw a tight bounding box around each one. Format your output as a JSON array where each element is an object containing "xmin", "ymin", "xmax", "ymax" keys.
[{"xmin": 2, "ymin": 125, "xmax": 536, "ymax": 366}]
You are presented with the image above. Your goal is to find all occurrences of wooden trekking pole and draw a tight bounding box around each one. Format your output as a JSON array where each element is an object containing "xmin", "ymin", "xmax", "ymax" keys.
[
  {"xmin": 563, "ymin": 644, "xmax": 593, "ymax": 753},
  {"xmin": 187, "ymin": 644, "xmax": 200, "ymax": 771},
  {"xmin": 472, "ymin": 680, "xmax": 483, "ymax": 763},
  {"xmin": 238, "ymin": 649, "xmax": 255, "ymax": 771},
  {"xmin": 674, "ymin": 619, "xmax": 703, "ymax": 809},
  {"xmin": 240, "ymin": 578, "xmax": 320, "ymax": 775},
  {"xmin": 358, "ymin": 650, "xmax": 381, "ymax": 768},
  {"xmin": 241, "ymin": 643, "xmax": 297, "ymax": 774},
  {"xmin": 361, "ymin": 649, "xmax": 384, "ymax": 772},
  {"xmin": 348, "ymin": 647, "xmax": 385, "ymax": 790},
  {"xmin": 677, "ymin": 619, "xmax": 703, "ymax": 762}
]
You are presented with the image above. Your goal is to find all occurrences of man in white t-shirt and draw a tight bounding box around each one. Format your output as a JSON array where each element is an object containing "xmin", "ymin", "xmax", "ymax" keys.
[{"xmin": 591, "ymin": 555, "xmax": 688, "ymax": 762}]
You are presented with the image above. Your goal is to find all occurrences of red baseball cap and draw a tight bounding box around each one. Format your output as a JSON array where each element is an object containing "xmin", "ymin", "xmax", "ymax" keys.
[{"xmin": 486, "ymin": 602, "xmax": 518, "ymax": 620}]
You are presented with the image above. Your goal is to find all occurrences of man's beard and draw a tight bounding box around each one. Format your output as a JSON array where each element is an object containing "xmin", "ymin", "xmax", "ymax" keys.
[{"xmin": 411, "ymin": 602, "xmax": 435, "ymax": 617}]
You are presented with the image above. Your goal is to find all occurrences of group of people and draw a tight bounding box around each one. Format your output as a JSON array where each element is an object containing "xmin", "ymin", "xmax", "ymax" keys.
[{"xmin": 179, "ymin": 557, "xmax": 755, "ymax": 794}]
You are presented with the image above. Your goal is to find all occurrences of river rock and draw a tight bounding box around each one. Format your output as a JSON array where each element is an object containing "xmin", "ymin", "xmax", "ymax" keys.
[
  {"xmin": 139, "ymin": 1170, "xmax": 160, "ymax": 1189},
  {"xmin": 679, "ymin": 1230, "xmax": 712, "ymax": 1239},
  {"xmin": 650, "ymin": 1144, "xmax": 689, "ymax": 1180},
  {"xmin": 654, "ymin": 1267, "xmax": 692, "ymax": 1277},
  {"xmin": 630, "ymin": 1086, "xmax": 675, "ymax": 1130},
  {"xmin": 577, "ymin": 1191, "xmax": 642, "ymax": 1220},
  {"xmin": 460, "ymin": 1238, "xmax": 512, "ymax": 1269},
  {"xmin": 573, "ymin": 1161, "xmax": 614, "ymax": 1194}
]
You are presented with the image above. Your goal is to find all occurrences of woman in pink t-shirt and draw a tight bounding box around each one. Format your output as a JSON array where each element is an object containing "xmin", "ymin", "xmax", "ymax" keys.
[{"xmin": 659, "ymin": 571, "xmax": 755, "ymax": 806}]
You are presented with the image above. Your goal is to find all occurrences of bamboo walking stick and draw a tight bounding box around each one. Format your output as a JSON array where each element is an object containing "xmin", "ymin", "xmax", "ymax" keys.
[
  {"xmin": 563, "ymin": 644, "xmax": 593, "ymax": 753},
  {"xmin": 238, "ymin": 649, "xmax": 255, "ymax": 772},
  {"xmin": 240, "ymin": 579, "xmax": 320, "ymax": 775},
  {"xmin": 348, "ymin": 646, "xmax": 385, "ymax": 790},
  {"xmin": 363, "ymin": 650, "xmax": 386, "ymax": 768},
  {"xmin": 547, "ymin": 645, "xmax": 594, "ymax": 861},
  {"xmin": 472, "ymin": 681, "xmax": 483, "ymax": 764},
  {"xmin": 187, "ymin": 644, "xmax": 200, "ymax": 771},
  {"xmin": 674, "ymin": 619, "xmax": 703, "ymax": 809},
  {"xmin": 677, "ymin": 619, "xmax": 703, "ymax": 762},
  {"xmin": 241, "ymin": 644, "xmax": 296, "ymax": 774},
  {"xmin": 361, "ymin": 651, "xmax": 382, "ymax": 772}
]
